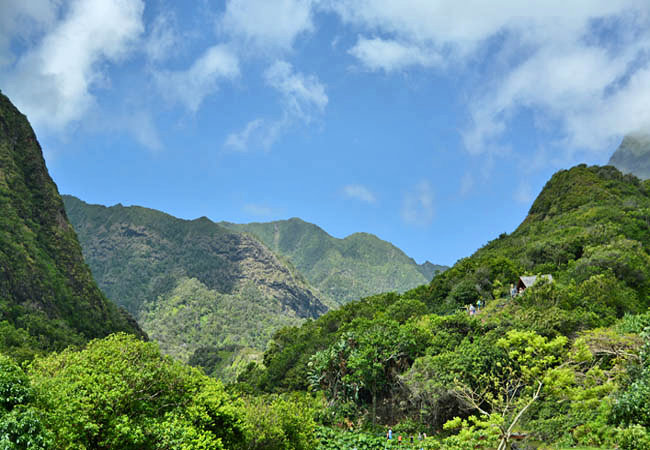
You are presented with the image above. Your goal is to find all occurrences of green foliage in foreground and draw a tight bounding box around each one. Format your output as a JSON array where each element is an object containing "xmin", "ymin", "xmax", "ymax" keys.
[
  {"xmin": 1, "ymin": 334, "xmax": 326, "ymax": 449},
  {"xmin": 29, "ymin": 334, "xmax": 244, "ymax": 449},
  {"xmin": 234, "ymin": 165, "xmax": 650, "ymax": 448}
]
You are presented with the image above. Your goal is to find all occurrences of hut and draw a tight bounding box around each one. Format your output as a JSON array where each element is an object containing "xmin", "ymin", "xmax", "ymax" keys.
[{"xmin": 516, "ymin": 274, "xmax": 553, "ymax": 292}]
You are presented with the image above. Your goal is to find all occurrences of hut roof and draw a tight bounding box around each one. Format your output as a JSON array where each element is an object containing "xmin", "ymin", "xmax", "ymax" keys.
[{"xmin": 518, "ymin": 274, "xmax": 553, "ymax": 289}]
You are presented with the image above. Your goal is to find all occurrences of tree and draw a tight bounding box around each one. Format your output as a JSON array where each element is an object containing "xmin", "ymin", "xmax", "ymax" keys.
[
  {"xmin": 450, "ymin": 330, "xmax": 567, "ymax": 450},
  {"xmin": 28, "ymin": 333, "xmax": 244, "ymax": 449},
  {"xmin": 0, "ymin": 354, "xmax": 53, "ymax": 449}
]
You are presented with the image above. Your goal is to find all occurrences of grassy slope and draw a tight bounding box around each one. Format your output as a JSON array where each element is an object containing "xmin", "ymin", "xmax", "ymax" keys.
[
  {"xmin": 0, "ymin": 92, "xmax": 143, "ymax": 360},
  {"xmin": 221, "ymin": 218, "xmax": 447, "ymax": 305}
]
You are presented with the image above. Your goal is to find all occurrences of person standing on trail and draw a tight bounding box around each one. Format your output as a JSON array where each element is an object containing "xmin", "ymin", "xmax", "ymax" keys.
[
  {"xmin": 387, "ymin": 428, "xmax": 392, "ymax": 440},
  {"xmin": 477, "ymin": 299, "xmax": 483, "ymax": 311},
  {"xmin": 469, "ymin": 304, "xmax": 476, "ymax": 316}
]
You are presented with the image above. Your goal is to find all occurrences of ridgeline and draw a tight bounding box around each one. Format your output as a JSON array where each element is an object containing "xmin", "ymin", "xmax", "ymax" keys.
[
  {"xmin": 0, "ymin": 92, "xmax": 144, "ymax": 361},
  {"xmin": 62, "ymin": 195, "xmax": 328, "ymax": 375},
  {"xmin": 221, "ymin": 218, "xmax": 446, "ymax": 305}
]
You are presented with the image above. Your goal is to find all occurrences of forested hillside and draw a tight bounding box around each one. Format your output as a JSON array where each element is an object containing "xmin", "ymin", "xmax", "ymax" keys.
[
  {"xmin": 0, "ymin": 92, "xmax": 144, "ymax": 361},
  {"xmin": 63, "ymin": 196, "xmax": 327, "ymax": 373},
  {"xmin": 238, "ymin": 164, "xmax": 650, "ymax": 449},
  {"xmin": 221, "ymin": 218, "xmax": 446, "ymax": 305}
]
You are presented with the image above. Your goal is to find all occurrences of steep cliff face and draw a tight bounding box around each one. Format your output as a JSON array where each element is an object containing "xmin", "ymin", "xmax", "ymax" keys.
[
  {"xmin": 0, "ymin": 92, "xmax": 144, "ymax": 358},
  {"xmin": 63, "ymin": 195, "xmax": 328, "ymax": 364},
  {"xmin": 63, "ymin": 196, "xmax": 327, "ymax": 319},
  {"xmin": 608, "ymin": 134, "xmax": 650, "ymax": 180},
  {"xmin": 221, "ymin": 218, "xmax": 447, "ymax": 305}
]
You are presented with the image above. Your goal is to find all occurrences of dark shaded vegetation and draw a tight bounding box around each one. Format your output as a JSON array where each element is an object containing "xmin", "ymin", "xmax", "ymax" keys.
[{"xmin": 0, "ymin": 92, "xmax": 143, "ymax": 361}]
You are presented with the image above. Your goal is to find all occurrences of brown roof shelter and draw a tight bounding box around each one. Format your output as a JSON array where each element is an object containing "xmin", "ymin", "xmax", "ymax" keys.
[{"xmin": 516, "ymin": 274, "xmax": 553, "ymax": 291}]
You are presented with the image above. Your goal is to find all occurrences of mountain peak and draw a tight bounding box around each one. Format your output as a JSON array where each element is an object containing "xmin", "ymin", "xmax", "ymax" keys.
[
  {"xmin": 526, "ymin": 164, "xmax": 644, "ymax": 223},
  {"xmin": 608, "ymin": 133, "xmax": 650, "ymax": 180},
  {"xmin": 0, "ymin": 93, "xmax": 144, "ymax": 359}
]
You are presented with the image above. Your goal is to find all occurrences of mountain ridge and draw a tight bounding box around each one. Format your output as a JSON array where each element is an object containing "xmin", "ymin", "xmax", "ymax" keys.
[
  {"xmin": 62, "ymin": 194, "xmax": 328, "ymax": 371},
  {"xmin": 0, "ymin": 91, "xmax": 144, "ymax": 360},
  {"xmin": 608, "ymin": 133, "xmax": 650, "ymax": 180},
  {"xmin": 220, "ymin": 217, "xmax": 447, "ymax": 305}
]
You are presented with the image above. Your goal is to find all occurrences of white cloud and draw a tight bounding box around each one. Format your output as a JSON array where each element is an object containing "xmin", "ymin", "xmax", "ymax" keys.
[
  {"xmin": 220, "ymin": 0, "xmax": 315, "ymax": 52},
  {"xmin": 225, "ymin": 60, "xmax": 327, "ymax": 151},
  {"xmin": 402, "ymin": 181, "xmax": 434, "ymax": 226},
  {"xmin": 0, "ymin": 0, "xmax": 60, "ymax": 67},
  {"xmin": 155, "ymin": 44, "xmax": 239, "ymax": 112},
  {"xmin": 145, "ymin": 11, "xmax": 180, "ymax": 64},
  {"xmin": 264, "ymin": 60, "xmax": 328, "ymax": 120},
  {"xmin": 1, "ymin": 0, "xmax": 145, "ymax": 131},
  {"xmin": 343, "ymin": 184, "xmax": 377, "ymax": 204},
  {"xmin": 349, "ymin": 37, "xmax": 442, "ymax": 72},
  {"xmin": 224, "ymin": 118, "xmax": 286, "ymax": 152},
  {"xmin": 324, "ymin": 0, "xmax": 650, "ymax": 156}
]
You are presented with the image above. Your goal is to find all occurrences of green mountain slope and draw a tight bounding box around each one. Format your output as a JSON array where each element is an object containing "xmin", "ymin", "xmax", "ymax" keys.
[
  {"xmin": 220, "ymin": 218, "xmax": 447, "ymax": 305},
  {"xmin": 608, "ymin": 133, "xmax": 650, "ymax": 180},
  {"xmin": 62, "ymin": 195, "xmax": 328, "ymax": 369},
  {"xmin": 0, "ymin": 92, "xmax": 144, "ymax": 360},
  {"xmin": 243, "ymin": 164, "xmax": 650, "ymax": 436}
]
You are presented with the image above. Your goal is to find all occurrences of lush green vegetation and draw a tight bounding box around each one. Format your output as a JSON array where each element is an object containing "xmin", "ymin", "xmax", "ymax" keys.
[
  {"xmin": 221, "ymin": 218, "xmax": 447, "ymax": 305},
  {"xmin": 63, "ymin": 195, "xmax": 327, "ymax": 375},
  {"xmin": 234, "ymin": 164, "xmax": 650, "ymax": 448},
  {"xmin": 0, "ymin": 92, "xmax": 143, "ymax": 361},
  {"xmin": 140, "ymin": 277, "xmax": 303, "ymax": 378},
  {"xmin": 0, "ymin": 333, "xmax": 326, "ymax": 449},
  {"xmin": 6, "ymin": 87, "xmax": 650, "ymax": 447}
]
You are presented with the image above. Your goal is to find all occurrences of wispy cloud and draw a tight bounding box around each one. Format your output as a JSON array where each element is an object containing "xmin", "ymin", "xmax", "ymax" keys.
[
  {"xmin": 459, "ymin": 172, "xmax": 474, "ymax": 196},
  {"xmin": 514, "ymin": 182, "xmax": 533, "ymax": 205},
  {"xmin": 349, "ymin": 37, "xmax": 442, "ymax": 73},
  {"xmin": 225, "ymin": 60, "xmax": 327, "ymax": 151},
  {"xmin": 264, "ymin": 60, "xmax": 328, "ymax": 121},
  {"xmin": 155, "ymin": 44, "xmax": 240, "ymax": 112},
  {"xmin": 402, "ymin": 180, "xmax": 434, "ymax": 226},
  {"xmin": 325, "ymin": 1, "xmax": 650, "ymax": 158},
  {"xmin": 0, "ymin": 0, "xmax": 60, "ymax": 67},
  {"xmin": 144, "ymin": 11, "xmax": 180, "ymax": 64},
  {"xmin": 220, "ymin": 0, "xmax": 315, "ymax": 53},
  {"xmin": 342, "ymin": 184, "xmax": 377, "ymax": 204},
  {"xmin": 1, "ymin": 0, "xmax": 145, "ymax": 131}
]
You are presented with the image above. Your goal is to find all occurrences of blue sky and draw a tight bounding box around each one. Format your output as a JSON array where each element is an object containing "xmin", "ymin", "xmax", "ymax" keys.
[{"xmin": 2, "ymin": 1, "xmax": 650, "ymax": 266}]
